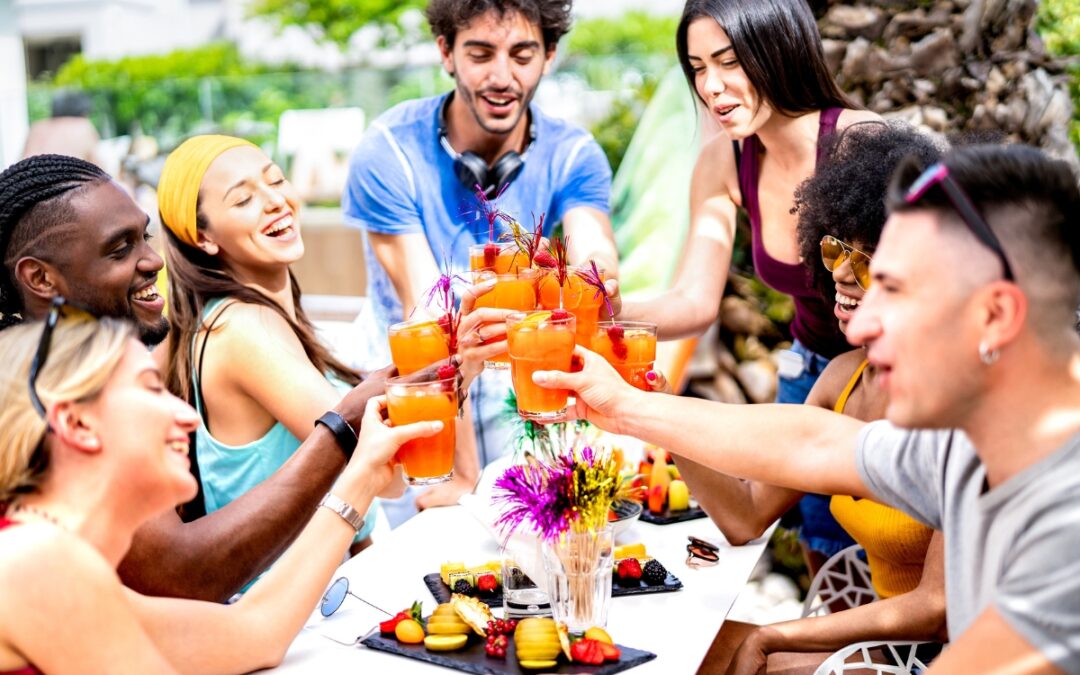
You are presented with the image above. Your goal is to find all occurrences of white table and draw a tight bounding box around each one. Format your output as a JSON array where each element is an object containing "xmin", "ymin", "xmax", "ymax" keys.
[{"xmin": 272, "ymin": 504, "xmax": 771, "ymax": 673}]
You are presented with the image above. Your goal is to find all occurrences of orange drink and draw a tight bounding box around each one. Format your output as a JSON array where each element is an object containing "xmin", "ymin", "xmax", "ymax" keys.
[
  {"xmin": 593, "ymin": 321, "xmax": 657, "ymax": 390},
  {"xmin": 538, "ymin": 268, "xmax": 605, "ymax": 348},
  {"xmin": 473, "ymin": 267, "xmax": 539, "ymax": 368},
  {"xmin": 386, "ymin": 375, "xmax": 457, "ymax": 485},
  {"xmin": 507, "ymin": 310, "xmax": 576, "ymax": 422},
  {"xmin": 388, "ymin": 318, "xmax": 450, "ymax": 375},
  {"xmin": 469, "ymin": 242, "xmax": 527, "ymax": 274}
]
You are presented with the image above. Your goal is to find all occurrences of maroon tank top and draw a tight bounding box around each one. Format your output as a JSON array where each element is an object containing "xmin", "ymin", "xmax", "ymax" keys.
[
  {"xmin": 0, "ymin": 515, "xmax": 42, "ymax": 675},
  {"xmin": 739, "ymin": 107, "xmax": 850, "ymax": 359}
]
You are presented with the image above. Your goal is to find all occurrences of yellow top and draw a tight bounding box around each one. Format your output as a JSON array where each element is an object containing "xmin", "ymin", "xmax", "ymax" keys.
[{"xmin": 829, "ymin": 360, "xmax": 934, "ymax": 599}]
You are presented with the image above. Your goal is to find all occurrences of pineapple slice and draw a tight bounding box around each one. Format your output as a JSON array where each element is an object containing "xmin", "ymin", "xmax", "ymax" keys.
[{"xmin": 450, "ymin": 593, "xmax": 493, "ymax": 637}]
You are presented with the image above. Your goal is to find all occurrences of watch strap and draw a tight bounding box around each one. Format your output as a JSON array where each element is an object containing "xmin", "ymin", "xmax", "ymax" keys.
[
  {"xmin": 319, "ymin": 492, "xmax": 365, "ymax": 533},
  {"xmin": 315, "ymin": 410, "xmax": 357, "ymax": 460}
]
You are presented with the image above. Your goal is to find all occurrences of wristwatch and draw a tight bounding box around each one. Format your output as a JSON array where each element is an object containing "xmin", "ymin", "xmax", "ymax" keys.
[
  {"xmin": 315, "ymin": 410, "xmax": 357, "ymax": 460},
  {"xmin": 319, "ymin": 493, "xmax": 365, "ymax": 533}
]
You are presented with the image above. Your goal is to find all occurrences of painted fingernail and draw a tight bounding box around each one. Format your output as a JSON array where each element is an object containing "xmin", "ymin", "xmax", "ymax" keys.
[{"xmin": 646, "ymin": 371, "xmax": 658, "ymax": 382}]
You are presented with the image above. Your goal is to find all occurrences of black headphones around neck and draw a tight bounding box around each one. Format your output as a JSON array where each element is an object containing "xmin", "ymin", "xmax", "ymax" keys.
[{"xmin": 438, "ymin": 93, "xmax": 536, "ymax": 198}]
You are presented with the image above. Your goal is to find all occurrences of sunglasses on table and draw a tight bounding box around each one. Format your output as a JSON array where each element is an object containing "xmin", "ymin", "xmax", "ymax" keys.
[
  {"xmin": 820, "ymin": 235, "xmax": 873, "ymax": 291},
  {"xmin": 686, "ymin": 536, "xmax": 720, "ymax": 569},
  {"xmin": 904, "ymin": 162, "xmax": 1014, "ymax": 281},
  {"xmin": 28, "ymin": 296, "xmax": 96, "ymax": 419}
]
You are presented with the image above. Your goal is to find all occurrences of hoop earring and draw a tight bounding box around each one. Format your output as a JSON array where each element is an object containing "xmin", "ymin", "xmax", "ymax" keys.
[{"xmin": 978, "ymin": 342, "xmax": 1000, "ymax": 365}]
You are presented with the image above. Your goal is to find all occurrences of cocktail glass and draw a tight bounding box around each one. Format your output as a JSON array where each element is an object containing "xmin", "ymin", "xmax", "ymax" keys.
[
  {"xmin": 468, "ymin": 242, "xmax": 528, "ymax": 274},
  {"xmin": 385, "ymin": 375, "xmax": 457, "ymax": 485},
  {"xmin": 387, "ymin": 318, "xmax": 450, "ymax": 375},
  {"xmin": 473, "ymin": 267, "xmax": 539, "ymax": 368},
  {"xmin": 593, "ymin": 321, "xmax": 658, "ymax": 390},
  {"xmin": 506, "ymin": 310, "xmax": 576, "ymax": 422},
  {"xmin": 538, "ymin": 267, "xmax": 605, "ymax": 348}
]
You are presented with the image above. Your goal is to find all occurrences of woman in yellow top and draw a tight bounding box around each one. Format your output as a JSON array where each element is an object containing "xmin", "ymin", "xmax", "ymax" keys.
[{"xmin": 658, "ymin": 122, "xmax": 949, "ymax": 674}]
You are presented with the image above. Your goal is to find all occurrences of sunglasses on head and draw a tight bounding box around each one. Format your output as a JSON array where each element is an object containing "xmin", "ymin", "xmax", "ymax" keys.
[
  {"xmin": 904, "ymin": 162, "xmax": 1014, "ymax": 281},
  {"xmin": 28, "ymin": 296, "xmax": 96, "ymax": 419},
  {"xmin": 820, "ymin": 235, "xmax": 873, "ymax": 291}
]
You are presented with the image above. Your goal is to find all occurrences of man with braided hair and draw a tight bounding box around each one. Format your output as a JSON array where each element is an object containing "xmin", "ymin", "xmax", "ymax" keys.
[
  {"xmin": 0, "ymin": 154, "xmax": 167, "ymax": 342},
  {"xmin": 0, "ymin": 154, "xmax": 390, "ymax": 601}
]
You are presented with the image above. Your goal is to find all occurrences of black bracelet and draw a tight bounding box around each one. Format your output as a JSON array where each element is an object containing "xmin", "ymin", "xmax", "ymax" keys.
[{"xmin": 315, "ymin": 411, "xmax": 357, "ymax": 461}]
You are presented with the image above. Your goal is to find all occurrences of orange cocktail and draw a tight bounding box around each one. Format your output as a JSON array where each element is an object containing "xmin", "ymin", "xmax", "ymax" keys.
[
  {"xmin": 507, "ymin": 310, "xmax": 576, "ymax": 422},
  {"xmin": 469, "ymin": 242, "xmax": 527, "ymax": 274},
  {"xmin": 538, "ymin": 268, "xmax": 605, "ymax": 348},
  {"xmin": 593, "ymin": 321, "xmax": 657, "ymax": 390},
  {"xmin": 473, "ymin": 267, "xmax": 539, "ymax": 367},
  {"xmin": 386, "ymin": 375, "xmax": 457, "ymax": 485},
  {"xmin": 388, "ymin": 318, "xmax": 450, "ymax": 375}
]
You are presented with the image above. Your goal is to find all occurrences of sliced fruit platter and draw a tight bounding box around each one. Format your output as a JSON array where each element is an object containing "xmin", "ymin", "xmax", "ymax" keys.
[
  {"xmin": 425, "ymin": 545, "xmax": 681, "ymax": 609},
  {"xmin": 362, "ymin": 595, "xmax": 656, "ymax": 674},
  {"xmin": 630, "ymin": 447, "xmax": 708, "ymax": 525}
]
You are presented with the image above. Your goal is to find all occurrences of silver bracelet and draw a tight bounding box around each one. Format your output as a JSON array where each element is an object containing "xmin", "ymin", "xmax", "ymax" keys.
[{"xmin": 318, "ymin": 493, "xmax": 365, "ymax": 533}]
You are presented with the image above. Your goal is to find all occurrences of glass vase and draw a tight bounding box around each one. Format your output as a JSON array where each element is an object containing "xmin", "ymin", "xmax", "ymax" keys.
[{"xmin": 542, "ymin": 526, "xmax": 614, "ymax": 635}]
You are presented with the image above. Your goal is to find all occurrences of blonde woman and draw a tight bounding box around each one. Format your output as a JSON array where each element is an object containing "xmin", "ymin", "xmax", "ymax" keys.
[{"xmin": 0, "ymin": 308, "xmax": 439, "ymax": 673}]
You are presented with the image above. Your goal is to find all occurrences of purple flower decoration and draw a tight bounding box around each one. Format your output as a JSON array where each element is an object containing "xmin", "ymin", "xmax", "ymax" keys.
[{"xmin": 493, "ymin": 461, "xmax": 575, "ymax": 542}]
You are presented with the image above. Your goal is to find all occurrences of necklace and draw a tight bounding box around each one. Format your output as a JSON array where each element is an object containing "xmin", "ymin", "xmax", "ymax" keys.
[{"xmin": 9, "ymin": 502, "xmax": 68, "ymax": 530}]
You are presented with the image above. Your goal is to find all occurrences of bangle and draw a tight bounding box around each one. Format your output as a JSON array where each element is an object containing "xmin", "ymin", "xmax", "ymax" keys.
[
  {"xmin": 315, "ymin": 411, "xmax": 357, "ymax": 461},
  {"xmin": 319, "ymin": 493, "xmax": 366, "ymax": 533}
]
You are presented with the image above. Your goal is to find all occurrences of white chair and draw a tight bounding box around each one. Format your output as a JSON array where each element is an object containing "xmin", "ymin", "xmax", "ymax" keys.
[
  {"xmin": 801, "ymin": 545, "xmax": 935, "ymax": 675},
  {"xmin": 802, "ymin": 544, "xmax": 877, "ymax": 618}
]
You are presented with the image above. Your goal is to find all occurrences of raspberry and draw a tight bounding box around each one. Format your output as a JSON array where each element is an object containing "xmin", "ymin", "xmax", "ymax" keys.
[
  {"xmin": 550, "ymin": 308, "xmax": 571, "ymax": 321},
  {"xmin": 606, "ymin": 324, "xmax": 628, "ymax": 360},
  {"xmin": 641, "ymin": 559, "xmax": 668, "ymax": 586},
  {"xmin": 436, "ymin": 364, "xmax": 457, "ymax": 381},
  {"xmin": 483, "ymin": 243, "xmax": 499, "ymax": 269},
  {"xmin": 436, "ymin": 313, "xmax": 452, "ymax": 334}
]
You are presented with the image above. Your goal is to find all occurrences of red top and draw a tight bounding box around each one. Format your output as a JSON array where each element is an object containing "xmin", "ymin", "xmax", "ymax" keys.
[
  {"xmin": 739, "ymin": 107, "xmax": 851, "ymax": 359},
  {"xmin": 0, "ymin": 514, "xmax": 42, "ymax": 675}
]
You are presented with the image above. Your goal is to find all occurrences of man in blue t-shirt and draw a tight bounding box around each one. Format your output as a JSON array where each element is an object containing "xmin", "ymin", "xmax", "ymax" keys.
[{"xmin": 343, "ymin": 0, "xmax": 618, "ymax": 492}]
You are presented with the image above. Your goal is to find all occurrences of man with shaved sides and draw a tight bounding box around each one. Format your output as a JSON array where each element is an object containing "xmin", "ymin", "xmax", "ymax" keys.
[{"xmin": 0, "ymin": 154, "xmax": 387, "ymax": 601}]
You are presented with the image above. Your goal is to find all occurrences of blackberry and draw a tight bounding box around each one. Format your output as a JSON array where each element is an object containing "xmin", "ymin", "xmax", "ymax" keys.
[
  {"xmin": 453, "ymin": 579, "xmax": 473, "ymax": 595},
  {"xmin": 641, "ymin": 559, "xmax": 667, "ymax": 586}
]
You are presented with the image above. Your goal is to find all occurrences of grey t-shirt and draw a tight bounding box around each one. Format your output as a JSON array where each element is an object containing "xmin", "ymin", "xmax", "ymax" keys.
[{"xmin": 857, "ymin": 421, "xmax": 1080, "ymax": 671}]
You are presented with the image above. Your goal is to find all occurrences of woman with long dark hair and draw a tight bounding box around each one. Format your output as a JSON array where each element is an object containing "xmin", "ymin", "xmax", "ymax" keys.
[{"xmin": 616, "ymin": 0, "xmax": 879, "ymax": 565}]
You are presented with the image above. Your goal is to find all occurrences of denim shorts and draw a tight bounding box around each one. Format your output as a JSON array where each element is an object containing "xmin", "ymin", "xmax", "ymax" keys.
[{"xmin": 776, "ymin": 340, "xmax": 857, "ymax": 557}]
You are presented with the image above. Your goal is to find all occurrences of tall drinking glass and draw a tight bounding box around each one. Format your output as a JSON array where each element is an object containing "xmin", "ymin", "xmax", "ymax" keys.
[
  {"xmin": 469, "ymin": 242, "xmax": 527, "ymax": 274},
  {"xmin": 592, "ymin": 321, "xmax": 658, "ymax": 390},
  {"xmin": 538, "ymin": 267, "xmax": 605, "ymax": 348},
  {"xmin": 387, "ymin": 318, "xmax": 450, "ymax": 375},
  {"xmin": 386, "ymin": 375, "xmax": 457, "ymax": 485},
  {"xmin": 507, "ymin": 310, "xmax": 575, "ymax": 422},
  {"xmin": 473, "ymin": 268, "xmax": 539, "ymax": 368}
]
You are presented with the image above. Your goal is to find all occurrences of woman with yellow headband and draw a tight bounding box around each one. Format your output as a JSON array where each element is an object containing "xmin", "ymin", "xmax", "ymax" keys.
[{"xmin": 158, "ymin": 135, "xmax": 393, "ymax": 564}]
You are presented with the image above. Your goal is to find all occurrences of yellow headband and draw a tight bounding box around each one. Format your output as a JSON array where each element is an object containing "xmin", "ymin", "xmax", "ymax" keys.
[{"xmin": 158, "ymin": 135, "xmax": 257, "ymax": 247}]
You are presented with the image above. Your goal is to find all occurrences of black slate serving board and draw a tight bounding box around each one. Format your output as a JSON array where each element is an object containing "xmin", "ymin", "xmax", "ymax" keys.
[
  {"xmin": 424, "ymin": 570, "xmax": 682, "ymax": 609},
  {"xmin": 638, "ymin": 504, "xmax": 707, "ymax": 525},
  {"xmin": 362, "ymin": 632, "xmax": 656, "ymax": 675}
]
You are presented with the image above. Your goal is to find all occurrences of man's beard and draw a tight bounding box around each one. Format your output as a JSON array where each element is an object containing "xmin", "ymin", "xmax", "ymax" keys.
[{"xmin": 138, "ymin": 316, "xmax": 171, "ymax": 346}]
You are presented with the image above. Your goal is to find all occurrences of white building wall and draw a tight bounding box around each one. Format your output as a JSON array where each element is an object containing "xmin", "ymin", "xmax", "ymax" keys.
[{"xmin": 0, "ymin": 0, "xmax": 29, "ymax": 168}]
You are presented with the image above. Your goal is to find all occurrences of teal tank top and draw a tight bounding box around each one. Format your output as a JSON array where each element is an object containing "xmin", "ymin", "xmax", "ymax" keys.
[{"xmin": 192, "ymin": 298, "xmax": 378, "ymax": 544}]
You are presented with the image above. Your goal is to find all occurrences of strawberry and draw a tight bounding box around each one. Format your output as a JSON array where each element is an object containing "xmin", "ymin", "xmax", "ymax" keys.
[
  {"xmin": 570, "ymin": 639, "xmax": 606, "ymax": 665},
  {"xmin": 616, "ymin": 557, "xmax": 642, "ymax": 584},
  {"xmin": 436, "ymin": 364, "xmax": 457, "ymax": 381},
  {"xmin": 533, "ymin": 250, "xmax": 557, "ymax": 268},
  {"xmin": 476, "ymin": 573, "xmax": 498, "ymax": 595},
  {"xmin": 483, "ymin": 242, "xmax": 499, "ymax": 269},
  {"xmin": 550, "ymin": 308, "xmax": 571, "ymax": 321},
  {"xmin": 598, "ymin": 641, "xmax": 622, "ymax": 662},
  {"xmin": 606, "ymin": 323, "xmax": 628, "ymax": 360},
  {"xmin": 379, "ymin": 611, "xmax": 410, "ymax": 634}
]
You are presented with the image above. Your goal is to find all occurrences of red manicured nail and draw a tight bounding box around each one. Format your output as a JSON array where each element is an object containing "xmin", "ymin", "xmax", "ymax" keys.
[{"xmin": 646, "ymin": 371, "xmax": 658, "ymax": 382}]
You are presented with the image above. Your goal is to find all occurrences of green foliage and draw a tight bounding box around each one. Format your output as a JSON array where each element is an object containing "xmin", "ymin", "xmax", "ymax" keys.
[
  {"xmin": 248, "ymin": 0, "xmax": 427, "ymax": 48},
  {"xmin": 564, "ymin": 11, "xmax": 679, "ymax": 58},
  {"xmin": 1036, "ymin": 0, "xmax": 1080, "ymax": 148}
]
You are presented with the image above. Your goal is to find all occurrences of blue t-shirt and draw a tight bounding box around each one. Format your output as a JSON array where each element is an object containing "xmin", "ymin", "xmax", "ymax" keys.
[{"xmin": 342, "ymin": 93, "xmax": 612, "ymax": 344}]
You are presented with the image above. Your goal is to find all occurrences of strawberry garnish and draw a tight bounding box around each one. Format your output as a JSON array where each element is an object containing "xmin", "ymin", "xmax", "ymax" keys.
[
  {"xmin": 598, "ymin": 641, "xmax": 621, "ymax": 662},
  {"xmin": 436, "ymin": 364, "xmax": 457, "ymax": 381},
  {"xmin": 533, "ymin": 250, "xmax": 557, "ymax": 268},
  {"xmin": 483, "ymin": 242, "xmax": 499, "ymax": 269}
]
